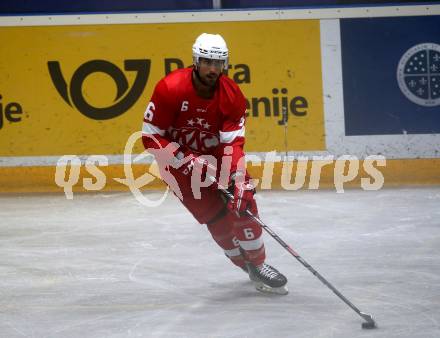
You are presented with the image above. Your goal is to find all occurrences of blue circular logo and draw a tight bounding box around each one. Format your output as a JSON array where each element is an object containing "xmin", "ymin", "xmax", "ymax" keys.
[{"xmin": 397, "ymin": 43, "xmax": 440, "ymax": 107}]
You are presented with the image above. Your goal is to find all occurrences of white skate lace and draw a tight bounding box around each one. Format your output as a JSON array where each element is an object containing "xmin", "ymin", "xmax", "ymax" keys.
[{"xmin": 258, "ymin": 264, "xmax": 279, "ymax": 280}]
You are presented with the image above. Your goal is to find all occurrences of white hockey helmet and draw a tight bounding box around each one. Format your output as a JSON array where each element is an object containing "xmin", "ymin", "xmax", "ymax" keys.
[{"xmin": 192, "ymin": 33, "xmax": 228, "ymax": 69}]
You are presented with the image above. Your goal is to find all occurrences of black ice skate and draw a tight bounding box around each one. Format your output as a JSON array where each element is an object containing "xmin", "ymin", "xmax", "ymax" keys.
[{"xmin": 246, "ymin": 262, "xmax": 288, "ymax": 295}]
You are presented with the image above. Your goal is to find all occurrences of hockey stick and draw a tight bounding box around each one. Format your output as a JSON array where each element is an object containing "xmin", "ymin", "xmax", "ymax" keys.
[{"xmin": 208, "ymin": 175, "xmax": 377, "ymax": 329}]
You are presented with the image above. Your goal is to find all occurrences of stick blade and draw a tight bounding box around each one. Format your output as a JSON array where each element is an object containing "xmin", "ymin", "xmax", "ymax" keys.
[
  {"xmin": 362, "ymin": 321, "xmax": 377, "ymax": 329},
  {"xmin": 360, "ymin": 312, "xmax": 377, "ymax": 329}
]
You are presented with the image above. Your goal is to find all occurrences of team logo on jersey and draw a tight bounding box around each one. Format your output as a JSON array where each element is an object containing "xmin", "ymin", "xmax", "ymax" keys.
[
  {"xmin": 48, "ymin": 59, "xmax": 150, "ymax": 120},
  {"xmin": 170, "ymin": 118, "xmax": 219, "ymax": 153},
  {"xmin": 397, "ymin": 43, "xmax": 440, "ymax": 107}
]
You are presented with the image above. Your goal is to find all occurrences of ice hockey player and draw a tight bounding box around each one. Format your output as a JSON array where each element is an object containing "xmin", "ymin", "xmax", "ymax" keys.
[{"xmin": 141, "ymin": 33, "xmax": 288, "ymax": 295}]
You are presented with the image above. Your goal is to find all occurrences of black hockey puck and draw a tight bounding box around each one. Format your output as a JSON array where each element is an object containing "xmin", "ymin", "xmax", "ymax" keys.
[{"xmin": 362, "ymin": 321, "xmax": 377, "ymax": 329}]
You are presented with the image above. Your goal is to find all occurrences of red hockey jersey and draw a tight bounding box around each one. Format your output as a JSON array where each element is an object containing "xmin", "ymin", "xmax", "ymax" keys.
[{"xmin": 142, "ymin": 67, "xmax": 247, "ymax": 175}]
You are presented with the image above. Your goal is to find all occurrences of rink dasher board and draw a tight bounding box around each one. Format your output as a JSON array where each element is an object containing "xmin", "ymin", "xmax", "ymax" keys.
[
  {"xmin": 1, "ymin": 6, "xmax": 439, "ymax": 191},
  {"xmin": 0, "ymin": 5, "xmax": 440, "ymax": 26},
  {"xmin": 0, "ymin": 157, "xmax": 439, "ymax": 193}
]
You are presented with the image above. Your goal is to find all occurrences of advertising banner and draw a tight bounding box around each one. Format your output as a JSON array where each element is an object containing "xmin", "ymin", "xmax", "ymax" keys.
[
  {"xmin": 341, "ymin": 16, "xmax": 440, "ymax": 136},
  {"xmin": 0, "ymin": 20, "xmax": 325, "ymax": 156}
]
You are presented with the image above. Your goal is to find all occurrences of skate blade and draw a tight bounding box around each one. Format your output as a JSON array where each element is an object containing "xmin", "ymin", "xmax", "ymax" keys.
[{"xmin": 253, "ymin": 281, "xmax": 288, "ymax": 295}]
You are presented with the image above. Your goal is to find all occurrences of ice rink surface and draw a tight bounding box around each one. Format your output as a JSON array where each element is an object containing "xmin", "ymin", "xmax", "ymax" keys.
[{"xmin": 1, "ymin": 187, "xmax": 439, "ymax": 338}]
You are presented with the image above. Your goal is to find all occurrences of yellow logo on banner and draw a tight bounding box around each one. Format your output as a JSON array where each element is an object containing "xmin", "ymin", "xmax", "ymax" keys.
[
  {"xmin": 0, "ymin": 20, "xmax": 324, "ymax": 156},
  {"xmin": 47, "ymin": 59, "xmax": 150, "ymax": 120}
]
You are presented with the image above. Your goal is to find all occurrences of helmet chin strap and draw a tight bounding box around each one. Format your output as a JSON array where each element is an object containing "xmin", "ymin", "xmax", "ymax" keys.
[{"xmin": 193, "ymin": 63, "xmax": 220, "ymax": 87}]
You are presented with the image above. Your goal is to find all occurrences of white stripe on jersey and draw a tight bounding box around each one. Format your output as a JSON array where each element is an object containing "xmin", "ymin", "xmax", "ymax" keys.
[
  {"xmin": 224, "ymin": 247, "xmax": 241, "ymax": 257},
  {"xmin": 142, "ymin": 122, "xmax": 165, "ymax": 136},
  {"xmin": 239, "ymin": 236, "xmax": 263, "ymax": 251},
  {"xmin": 219, "ymin": 127, "xmax": 245, "ymax": 143}
]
